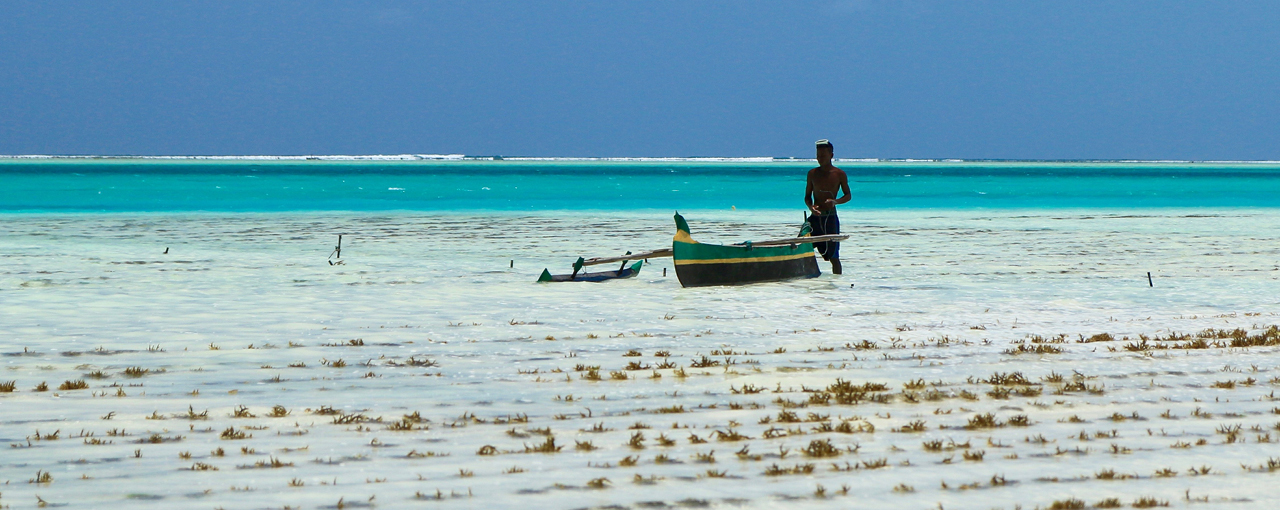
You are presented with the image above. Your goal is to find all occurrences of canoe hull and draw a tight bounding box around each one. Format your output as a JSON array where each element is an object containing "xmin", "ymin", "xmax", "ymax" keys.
[
  {"xmin": 674, "ymin": 251, "xmax": 820, "ymax": 287},
  {"xmin": 672, "ymin": 213, "xmax": 820, "ymax": 287}
]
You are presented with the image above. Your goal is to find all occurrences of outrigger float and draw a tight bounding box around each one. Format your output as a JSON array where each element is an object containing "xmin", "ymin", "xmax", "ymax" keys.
[
  {"xmin": 538, "ymin": 213, "xmax": 848, "ymax": 287},
  {"xmin": 536, "ymin": 254, "xmax": 652, "ymax": 283}
]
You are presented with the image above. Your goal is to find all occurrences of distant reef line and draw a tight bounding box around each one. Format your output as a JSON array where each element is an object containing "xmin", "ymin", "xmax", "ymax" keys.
[{"xmin": 3, "ymin": 155, "xmax": 1280, "ymax": 165}]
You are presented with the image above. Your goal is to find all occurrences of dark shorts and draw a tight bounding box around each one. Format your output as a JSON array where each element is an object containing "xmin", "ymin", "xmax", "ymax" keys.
[{"xmin": 807, "ymin": 213, "xmax": 840, "ymax": 260}]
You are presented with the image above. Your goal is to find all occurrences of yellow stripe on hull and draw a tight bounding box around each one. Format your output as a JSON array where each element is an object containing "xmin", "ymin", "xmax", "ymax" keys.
[{"xmin": 672, "ymin": 251, "xmax": 815, "ymax": 266}]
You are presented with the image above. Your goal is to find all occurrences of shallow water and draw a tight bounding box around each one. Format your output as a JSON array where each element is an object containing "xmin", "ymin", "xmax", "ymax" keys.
[
  {"xmin": 1, "ymin": 209, "xmax": 1279, "ymax": 508},
  {"xmin": 4, "ymin": 160, "xmax": 1280, "ymax": 211}
]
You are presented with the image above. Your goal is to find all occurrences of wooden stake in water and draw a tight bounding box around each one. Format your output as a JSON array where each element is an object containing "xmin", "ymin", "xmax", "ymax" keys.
[
  {"xmin": 1147, "ymin": 272, "xmax": 1153, "ymax": 287},
  {"xmin": 328, "ymin": 235, "xmax": 345, "ymax": 265}
]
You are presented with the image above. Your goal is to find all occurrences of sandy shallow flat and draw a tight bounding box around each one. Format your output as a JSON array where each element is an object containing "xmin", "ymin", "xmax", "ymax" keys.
[{"xmin": 1, "ymin": 210, "xmax": 1279, "ymax": 509}]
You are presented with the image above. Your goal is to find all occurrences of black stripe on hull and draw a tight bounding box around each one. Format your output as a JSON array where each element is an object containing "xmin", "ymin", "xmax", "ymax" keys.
[{"xmin": 675, "ymin": 257, "xmax": 820, "ymax": 287}]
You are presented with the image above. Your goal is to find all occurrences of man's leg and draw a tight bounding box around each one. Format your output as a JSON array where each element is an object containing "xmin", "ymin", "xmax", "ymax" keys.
[{"xmin": 828, "ymin": 214, "xmax": 841, "ymax": 274}]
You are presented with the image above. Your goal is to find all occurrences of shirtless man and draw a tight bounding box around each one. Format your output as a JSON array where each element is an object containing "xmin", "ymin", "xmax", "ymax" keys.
[{"xmin": 804, "ymin": 139, "xmax": 850, "ymax": 274}]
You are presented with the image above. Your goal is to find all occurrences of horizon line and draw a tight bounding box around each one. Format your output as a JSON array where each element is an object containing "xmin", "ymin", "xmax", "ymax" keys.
[{"xmin": 3, "ymin": 154, "xmax": 1280, "ymax": 165}]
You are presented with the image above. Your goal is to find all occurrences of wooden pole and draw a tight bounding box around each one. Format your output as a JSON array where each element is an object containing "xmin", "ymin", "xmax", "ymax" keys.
[
  {"xmin": 581, "ymin": 248, "xmax": 673, "ymax": 266},
  {"xmin": 328, "ymin": 235, "xmax": 344, "ymax": 265},
  {"xmin": 1147, "ymin": 272, "xmax": 1153, "ymax": 287},
  {"xmin": 736, "ymin": 234, "xmax": 849, "ymax": 248}
]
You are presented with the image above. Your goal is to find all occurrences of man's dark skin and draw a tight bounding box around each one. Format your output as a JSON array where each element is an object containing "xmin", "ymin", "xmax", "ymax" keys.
[{"xmin": 804, "ymin": 144, "xmax": 850, "ymax": 274}]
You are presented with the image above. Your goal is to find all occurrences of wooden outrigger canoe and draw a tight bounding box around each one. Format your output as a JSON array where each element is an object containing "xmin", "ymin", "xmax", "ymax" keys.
[
  {"xmin": 672, "ymin": 213, "xmax": 846, "ymax": 287},
  {"xmin": 537, "ymin": 213, "xmax": 847, "ymax": 286}
]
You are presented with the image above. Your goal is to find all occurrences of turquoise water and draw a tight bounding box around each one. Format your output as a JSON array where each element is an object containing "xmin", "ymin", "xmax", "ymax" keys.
[{"xmin": 3, "ymin": 160, "xmax": 1280, "ymax": 212}]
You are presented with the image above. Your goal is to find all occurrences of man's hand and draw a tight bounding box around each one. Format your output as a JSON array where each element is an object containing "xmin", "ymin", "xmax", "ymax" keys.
[{"xmin": 810, "ymin": 199, "xmax": 834, "ymax": 214}]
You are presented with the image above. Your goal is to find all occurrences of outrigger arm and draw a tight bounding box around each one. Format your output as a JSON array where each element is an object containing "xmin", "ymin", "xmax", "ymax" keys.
[
  {"xmin": 580, "ymin": 248, "xmax": 673, "ymax": 266},
  {"xmin": 734, "ymin": 234, "xmax": 849, "ymax": 248}
]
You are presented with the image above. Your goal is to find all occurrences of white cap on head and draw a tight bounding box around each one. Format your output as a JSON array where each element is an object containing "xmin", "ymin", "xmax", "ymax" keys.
[{"xmin": 815, "ymin": 139, "xmax": 830, "ymax": 146}]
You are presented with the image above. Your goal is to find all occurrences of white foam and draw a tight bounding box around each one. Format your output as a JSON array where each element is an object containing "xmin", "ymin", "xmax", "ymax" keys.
[
  {"xmin": 501, "ymin": 156, "xmax": 779, "ymax": 163},
  {"xmin": 0, "ymin": 154, "xmax": 467, "ymax": 161}
]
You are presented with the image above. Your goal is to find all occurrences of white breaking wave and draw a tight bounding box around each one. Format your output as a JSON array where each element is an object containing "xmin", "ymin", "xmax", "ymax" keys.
[
  {"xmin": 0, "ymin": 154, "xmax": 467, "ymax": 161},
  {"xmin": 501, "ymin": 156, "xmax": 779, "ymax": 163}
]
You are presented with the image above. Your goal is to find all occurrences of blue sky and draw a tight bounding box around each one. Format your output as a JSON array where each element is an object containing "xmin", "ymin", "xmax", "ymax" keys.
[{"xmin": 2, "ymin": 1, "xmax": 1277, "ymax": 159}]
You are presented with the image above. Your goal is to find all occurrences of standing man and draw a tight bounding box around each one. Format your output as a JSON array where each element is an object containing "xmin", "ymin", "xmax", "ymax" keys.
[{"xmin": 804, "ymin": 139, "xmax": 850, "ymax": 274}]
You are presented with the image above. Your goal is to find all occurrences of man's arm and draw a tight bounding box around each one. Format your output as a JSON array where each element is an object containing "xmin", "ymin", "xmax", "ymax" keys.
[
  {"xmin": 834, "ymin": 171, "xmax": 851, "ymax": 205},
  {"xmin": 803, "ymin": 171, "xmax": 818, "ymax": 213}
]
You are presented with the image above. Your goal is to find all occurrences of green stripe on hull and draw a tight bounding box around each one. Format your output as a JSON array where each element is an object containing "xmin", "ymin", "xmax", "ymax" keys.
[{"xmin": 673, "ymin": 238, "xmax": 813, "ymax": 262}]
